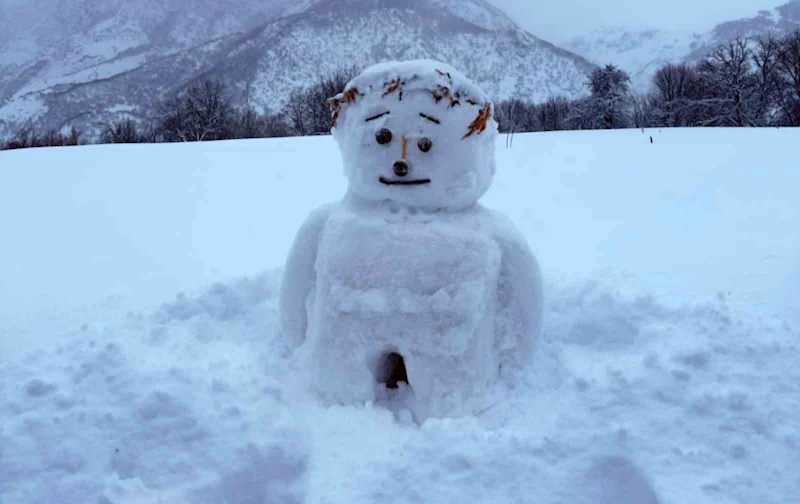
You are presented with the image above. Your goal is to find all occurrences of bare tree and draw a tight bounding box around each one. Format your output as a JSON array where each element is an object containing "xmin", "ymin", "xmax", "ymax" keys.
[
  {"xmin": 286, "ymin": 88, "xmax": 310, "ymax": 137},
  {"xmin": 287, "ymin": 66, "xmax": 360, "ymax": 136},
  {"xmin": 752, "ymin": 34, "xmax": 783, "ymax": 126},
  {"xmin": 5, "ymin": 124, "xmax": 36, "ymax": 149},
  {"xmin": 100, "ymin": 119, "xmax": 142, "ymax": 143},
  {"xmin": 653, "ymin": 63, "xmax": 698, "ymax": 103},
  {"xmin": 495, "ymin": 99, "xmax": 536, "ymax": 133},
  {"xmin": 649, "ymin": 63, "xmax": 710, "ymax": 127},
  {"xmin": 40, "ymin": 129, "xmax": 64, "ymax": 147},
  {"xmin": 157, "ymin": 80, "xmax": 234, "ymax": 142},
  {"xmin": 535, "ymin": 96, "xmax": 571, "ymax": 131},
  {"xmin": 776, "ymin": 30, "xmax": 800, "ymax": 125},
  {"xmin": 0, "ymin": 123, "xmax": 82, "ymax": 149},
  {"xmin": 157, "ymin": 95, "xmax": 190, "ymax": 142},
  {"xmin": 183, "ymin": 80, "xmax": 234, "ymax": 141},
  {"xmin": 696, "ymin": 38, "xmax": 759, "ymax": 127},
  {"xmin": 263, "ymin": 113, "xmax": 292, "ymax": 138}
]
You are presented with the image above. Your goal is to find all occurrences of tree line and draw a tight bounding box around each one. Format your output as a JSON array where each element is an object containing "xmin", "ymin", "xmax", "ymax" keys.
[
  {"xmin": 1, "ymin": 31, "xmax": 798, "ymax": 151},
  {"xmin": 496, "ymin": 31, "xmax": 800, "ymax": 132},
  {"xmin": 0, "ymin": 67, "xmax": 358, "ymax": 150}
]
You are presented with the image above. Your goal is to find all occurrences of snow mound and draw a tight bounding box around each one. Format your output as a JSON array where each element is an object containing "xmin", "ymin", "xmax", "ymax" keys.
[
  {"xmin": 2, "ymin": 271, "xmax": 798, "ymax": 503},
  {"xmin": 1, "ymin": 127, "xmax": 799, "ymax": 502},
  {"xmin": 0, "ymin": 272, "xmax": 308, "ymax": 503}
]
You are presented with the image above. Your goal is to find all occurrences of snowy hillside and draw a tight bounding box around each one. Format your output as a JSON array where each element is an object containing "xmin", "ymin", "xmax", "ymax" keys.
[
  {"xmin": 564, "ymin": 0, "xmax": 800, "ymax": 91},
  {"xmin": 564, "ymin": 28, "xmax": 701, "ymax": 91},
  {"xmin": 0, "ymin": 0, "xmax": 593, "ymax": 138},
  {"xmin": 0, "ymin": 0, "xmax": 304, "ymax": 128},
  {"xmin": 1, "ymin": 128, "xmax": 798, "ymax": 503}
]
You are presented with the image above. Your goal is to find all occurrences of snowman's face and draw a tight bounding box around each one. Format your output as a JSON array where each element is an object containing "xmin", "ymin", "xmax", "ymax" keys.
[{"xmin": 333, "ymin": 90, "xmax": 497, "ymax": 211}]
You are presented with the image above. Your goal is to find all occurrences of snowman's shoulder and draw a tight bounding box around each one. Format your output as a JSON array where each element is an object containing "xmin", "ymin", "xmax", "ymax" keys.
[
  {"xmin": 288, "ymin": 202, "xmax": 340, "ymax": 254},
  {"xmin": 301, "ymin": 202, "xmax": 339, "ymax": 230},
  {"xmin": 472, "ymin": 205, "xmax": 527, "ymax": 244}
]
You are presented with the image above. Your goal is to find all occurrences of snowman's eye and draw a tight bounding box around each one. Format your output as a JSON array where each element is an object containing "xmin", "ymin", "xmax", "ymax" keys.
[
  {"xmin": 376, "ymin": 128, "xmax": 393, "ymax": 145},
  {"xmin": 418, "ymin": 137, "xmax": 432, "ymax": 153}
]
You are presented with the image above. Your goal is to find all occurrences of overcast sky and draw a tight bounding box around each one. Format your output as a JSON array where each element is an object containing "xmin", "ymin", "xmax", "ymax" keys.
[
  {"xmin": 488, "ymin": 0, "xmax": 788, "ymax": 42},
  {"xmin": 0, "ymin": 0, "xmax": 790, "ymax": 43}
]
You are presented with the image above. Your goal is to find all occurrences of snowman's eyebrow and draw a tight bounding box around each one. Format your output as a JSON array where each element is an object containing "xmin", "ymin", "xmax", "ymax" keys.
[
  {"xmin": 365, "ymin": 111, "xmax": 390, "ymax": 122},
  {"xmin": 419, "ymin": 113, "xmax": 440, "ymax": 125}
]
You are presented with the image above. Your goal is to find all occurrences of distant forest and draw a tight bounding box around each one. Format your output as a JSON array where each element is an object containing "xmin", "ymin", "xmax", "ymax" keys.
[{"xmin": 2, "ymin": 31, "xmax": 799, "ymax": 151}]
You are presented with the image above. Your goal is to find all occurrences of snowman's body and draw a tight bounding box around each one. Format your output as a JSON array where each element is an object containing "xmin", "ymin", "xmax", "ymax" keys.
[{"xmin": 280, "ymin": 60, "xmax": 543, "ymax": 420}]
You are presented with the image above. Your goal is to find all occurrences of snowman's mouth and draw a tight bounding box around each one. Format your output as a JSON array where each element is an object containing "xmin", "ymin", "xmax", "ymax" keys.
[{"xmin": 379, "ymin": 177, "xmax": 431, "ymax": 186}]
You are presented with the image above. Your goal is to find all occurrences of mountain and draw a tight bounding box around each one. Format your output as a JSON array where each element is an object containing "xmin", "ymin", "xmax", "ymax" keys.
[
  {"xmin": 0, "ymin": 0, "xmax": 594, "ymax": 138},
  {"xmin": 564, "ymin": 28, "xmax": 699, "ymax": 92},
  {"xmin": 0, "ymin": 0, "xmax": 306, "ymax": 136},
  {"xmin": 563, "ymin": 0, "xmax": 800, "ymax": 92}
]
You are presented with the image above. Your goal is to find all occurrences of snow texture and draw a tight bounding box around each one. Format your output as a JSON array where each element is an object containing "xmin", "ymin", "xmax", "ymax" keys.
[
  {"xmin": 282, "ymin": 60, "xmax": 543, "ymax": 420},
  {"xmin": 1, "ymin": 127, "xmax": 799, "ymax": 503}
]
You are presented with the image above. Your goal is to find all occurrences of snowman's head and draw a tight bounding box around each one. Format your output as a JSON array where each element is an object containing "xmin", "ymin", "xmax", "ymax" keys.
[{"xmin": 329, "ymin": 60, "xmax": 498, "ymax": 211}]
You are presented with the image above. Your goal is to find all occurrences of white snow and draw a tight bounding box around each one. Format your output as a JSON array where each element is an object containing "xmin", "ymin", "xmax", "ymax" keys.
[
  {"xmin": 1, "ymin": 127, "xmax": 799, "ymax": 503},
  {"xmin": 291, "ymin": 61, "xmax": 542, "ymax": 420}
]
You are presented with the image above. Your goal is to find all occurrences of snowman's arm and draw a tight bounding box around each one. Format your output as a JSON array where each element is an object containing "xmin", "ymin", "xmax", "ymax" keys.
[
  {"xmin": 493, "ymin": 217, "xmax": 544, "ymax": 365},
  {"xmin": 279, "ymin": 203, "xmax": 334, "ymax": 348}
]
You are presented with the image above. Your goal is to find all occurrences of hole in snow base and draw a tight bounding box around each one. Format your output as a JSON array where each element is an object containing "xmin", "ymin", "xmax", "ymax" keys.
[{"xmin": 380, "ymin": 352, "xmax": 409, "ymax": 390}]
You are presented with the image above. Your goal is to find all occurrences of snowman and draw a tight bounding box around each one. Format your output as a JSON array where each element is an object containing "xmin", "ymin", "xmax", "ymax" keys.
[{"xmin": 279, "ymin": 60, "xmax": 543, "ymax": 420}]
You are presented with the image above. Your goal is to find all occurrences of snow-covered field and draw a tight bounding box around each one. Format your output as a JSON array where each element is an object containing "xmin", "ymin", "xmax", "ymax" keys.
[{"xmin": 1, "ymin": 128, "xmax": 798, "ymax": 503}]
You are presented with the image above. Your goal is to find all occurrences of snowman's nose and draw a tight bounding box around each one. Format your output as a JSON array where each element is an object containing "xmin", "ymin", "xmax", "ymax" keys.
[{"xmin": 393, "ymin": 160, "xmax": 409, "ymax": 177}]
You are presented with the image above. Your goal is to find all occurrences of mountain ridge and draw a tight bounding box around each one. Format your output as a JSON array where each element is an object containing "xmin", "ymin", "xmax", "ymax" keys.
[
  {"xmin": 564, "ymin": 0, "xmax": 800, "ymax": 91},
  {"xmin": 0, "ymin": 0, "xmax": 595, "ymax": 138}
]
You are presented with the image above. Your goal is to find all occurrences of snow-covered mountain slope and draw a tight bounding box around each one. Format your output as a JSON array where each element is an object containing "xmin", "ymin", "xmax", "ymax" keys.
[
  {"xmin": 0, "ymin": 0, "xmax": 304, "ymax": 123},
  {"xmin": 0, "ymin": 0, "xmax": 594, "ymax": 138},
  {"xmin": 565, "ymin": 28, "xmax": 701, "ymax": 91},
  {"xmin": 564, "ymin": 0, "xmax": 800, "ymax": 91},
  {"xmin": 1, "ymin": 128, "xmax": 798, "ymax": 502},
  {"xmin": 212, "ymin": 0, "xmax": 594, "ymax": 111}
]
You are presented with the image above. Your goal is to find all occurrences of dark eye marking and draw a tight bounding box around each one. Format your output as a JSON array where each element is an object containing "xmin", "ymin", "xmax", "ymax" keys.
[
  {"xmin": 419, "ymin": 113, "xmax": 440, "ymax": 124},
  {"xmin": 418, "ymin": 137, "xmax": 432, "ymax": 153},
  {"xmin": 365, "ymin": 111, "xmax": 390, "ymax": 122},
  {"xmin": 376, "ymin": 128, "xmax": 392, "ymax": 145}
]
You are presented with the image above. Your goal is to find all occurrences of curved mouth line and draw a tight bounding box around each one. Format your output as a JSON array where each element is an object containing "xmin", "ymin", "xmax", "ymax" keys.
[{"xmin": 379, "ymin": 177, "xmax": 431, "ymax": 186}]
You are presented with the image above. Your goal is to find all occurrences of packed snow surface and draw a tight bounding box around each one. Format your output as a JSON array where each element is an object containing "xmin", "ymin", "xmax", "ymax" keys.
[
  {"xmin": 287, "ymin": 60, "xmax": 542, "ymax": 421},
  {"xmin": 1, "ymin": 128, "xmax": 799, "ymax": 503}
]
